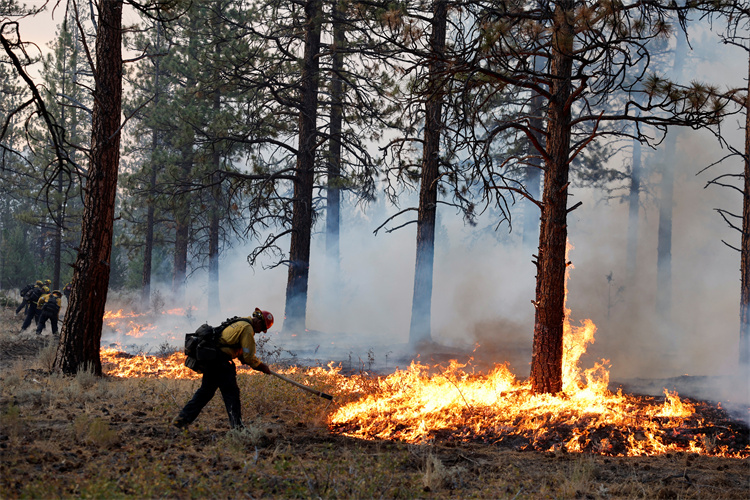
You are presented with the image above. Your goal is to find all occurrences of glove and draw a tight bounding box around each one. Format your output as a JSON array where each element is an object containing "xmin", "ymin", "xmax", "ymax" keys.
[{"xmin": 256, "ymin": 362, "xmax": 272, "ymax": 375}]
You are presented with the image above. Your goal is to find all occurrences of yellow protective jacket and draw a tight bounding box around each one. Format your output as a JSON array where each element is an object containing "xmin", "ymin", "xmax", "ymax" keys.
[
  {"xmin": 37, "ymin": 293, "xmax": 50, "ymax": 308},
  {"xmin": 37, "ymin": 294, "xmax": 62, "ymax": 314},
  {"xmin": 217, "ymin": 318, "xmax": 262, "ymax": 368}
]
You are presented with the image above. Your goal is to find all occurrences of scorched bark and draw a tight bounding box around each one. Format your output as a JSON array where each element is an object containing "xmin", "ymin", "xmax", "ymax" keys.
[
  {"xmin": 409, "ymin": 0, "xmax": 447, "ymax": 345},
  {"xmin": 54, "ymin": 0, "xmax": 123, "ymax": 375},
  {"xmin": 530, "ymin": 0, "xmax": 574, "ymax": 395}
]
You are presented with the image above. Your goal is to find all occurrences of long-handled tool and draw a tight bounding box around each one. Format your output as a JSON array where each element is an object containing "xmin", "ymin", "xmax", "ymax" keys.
[{"xmin": 270, "ymin": 370, "xmax": 334, "ymax": 400}]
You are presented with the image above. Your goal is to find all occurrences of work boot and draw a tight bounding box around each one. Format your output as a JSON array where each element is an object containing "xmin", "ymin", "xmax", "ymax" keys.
[{"xmin": 171, "ymin": 416, "xmax": 189, "ymax": 429}]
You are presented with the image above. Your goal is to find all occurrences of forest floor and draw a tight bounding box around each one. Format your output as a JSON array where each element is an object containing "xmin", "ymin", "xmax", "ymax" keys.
[{"xmin": 0, "ymin": 303, "xmax": 748, "ymax": 499}]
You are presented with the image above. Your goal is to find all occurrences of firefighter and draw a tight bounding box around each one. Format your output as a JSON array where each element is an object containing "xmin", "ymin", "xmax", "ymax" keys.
[
  {"xmin": 15, "ymin": 280, "xmax": 42, "ymax": 315},
  {"xmin": 62, "ymin": 282, "xmax": 72, "ymax": 301},
  {"xmin": 20, "ymin": 285, "xmax": 47, "ymax": 332},
  {"xmin": 36, "ymin": 290, "xmax": 62, "ymax": 336},
  {"xmin": 172, "ymin": 308, "xmax": 275, "ymax": 430}
]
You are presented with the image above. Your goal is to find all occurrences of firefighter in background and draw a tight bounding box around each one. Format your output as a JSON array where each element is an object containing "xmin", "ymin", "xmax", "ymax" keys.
[
  {"xmin": 36, "ymin": 290, "xmax": 62, "ymax": 336},
  {"xmin": 172, "ymin": 308, "xmax": 274, "ymax": 430},
  {"xmin": 15, "ymin": 280, "xmax": 42, "ymax": 315},
  {"xmin": 20, "ymin": 285, "xmax": 47, "ymax": 332},
  {"xmin": 62, "ymin": 282, "xmax": 72, "ymax": 302}
]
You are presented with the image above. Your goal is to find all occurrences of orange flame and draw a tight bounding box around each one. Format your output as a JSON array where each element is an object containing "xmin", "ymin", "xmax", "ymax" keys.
[{"xmin": 328, "ymin": 241, "xmax": 744, "ymax": 457}]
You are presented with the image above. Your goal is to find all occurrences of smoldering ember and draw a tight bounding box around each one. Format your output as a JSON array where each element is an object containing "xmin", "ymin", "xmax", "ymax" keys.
[{"xmin": 0, "ymin": 1, "xmax": 749, "ymax": 499}]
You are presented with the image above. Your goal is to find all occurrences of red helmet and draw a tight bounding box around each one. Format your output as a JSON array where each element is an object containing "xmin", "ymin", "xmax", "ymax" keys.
[{"xmin": 253, "ymin": 307, "xmax": 274, "ymax": 332}]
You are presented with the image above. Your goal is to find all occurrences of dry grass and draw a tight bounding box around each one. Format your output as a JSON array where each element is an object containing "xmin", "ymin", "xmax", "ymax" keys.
[{"xmin": 0, "ymin": 305, "xmax": 748, "ymax": 499}]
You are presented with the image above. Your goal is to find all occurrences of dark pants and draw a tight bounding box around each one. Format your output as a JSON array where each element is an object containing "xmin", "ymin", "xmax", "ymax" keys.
[
  {"xmin": 36, "ymin": 312, "xmax": 58, "ymax": 335},
  {"xmin": 20, "ymin": 303, "xmax": 38, "ymax": 331},
  {"xmin": 15, "ymin": 300, "xmax": 27, "ymax": 315},
  {"xmin": 178, "ymin": 357, "xmax": 243, "ymax": 429}
]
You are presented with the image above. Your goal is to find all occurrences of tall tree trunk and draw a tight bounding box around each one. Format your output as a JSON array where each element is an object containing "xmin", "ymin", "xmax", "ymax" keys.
[
  {"xmin": 326, "ymin": 0, "xmax": 345, "ymax": 294},
  {"xmin": 530, "ymin": 1, "xmax": 573, "ymax": 394},
  {"xmin": 625, "ymin": 136, "xmax": 642, "ymax": 283},
  {"xmin": 142, "ymin": 23, "xmax": 161, "ymax": 308},
  {"xmin": 173, "ymin": 154, "xmax": 191, "ymax": 299},
  {"xmin": 54, "ymin": 0, "xmax": 122, "ymax": 376},
  {"xmin": 740, "ymin": 53, "xmax": 750, "ymax": 370},
  {"xmin": 409, "ymin": 0, "xmax": 447, "ymax": 345},
  {"xmin": 208, "ymin": 89, "xmax": 221, "ymax": 313},
  {"xmin": 655, "ymin": 33, "xmax": 686, "ymax": 320},
  {"xmin": 522, "ymin": 56, "xmax": 545, "ymax": 253},
  {"xmin": 142, "ymin": 139, "xmax": 157, "ymax": 307},
  {"xmin": 208, "ymin": 167, "xmax": 221, "ymax": 313},
  {"xmin": 284, "ymin": 0, "xmax": 322, "ymax": 332},
  {"xmin": 53, "ymin": 165, "xmax": 63, "ymax": 290}
]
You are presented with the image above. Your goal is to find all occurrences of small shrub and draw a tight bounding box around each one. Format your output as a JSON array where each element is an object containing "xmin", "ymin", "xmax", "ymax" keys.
[
  {"xmin": 14, "ymin": 387, "xmax": 48, "ymax": 408},
  {"xmin": 559, "ymin": 456, "xmax": 598, "ymax": 497},
  {"xmin": 86, "ymin": 417, "xmax": 119, "ymax": 447},
  {"xmin": 222, "ymin": 423, "xmax": 271, "ymax": 451},
  {"xmin": 422, "ymin": 454, "xmax": 449, "ymax": 491},
  {"xmin": 76, "ymin": 363, "xmax": 98, "ymax": 389},
  {"xmin": 73, "ymin": 415, "xmax": 119, "ymax": 447},
  {"xmin": 2, "ymin": 371, "xmax": 22, "ymax": 391},
  {"xmin": 61, "ymin": 381, "xmax": 83, "ymax": 402},
  {"xmin": 0, "ymin": 402, "xmax": 23, "ymax": 438},
  {"xmin": 73, "ymin": 414, "xmax": 90, "ymax": 441},
  {"xmin": 35, "ymin": 340, "xmax": 58, "ymax": 372},
  {"xmin": 0, "ymin": 290, "xmax": 19, "ymax": 307}
]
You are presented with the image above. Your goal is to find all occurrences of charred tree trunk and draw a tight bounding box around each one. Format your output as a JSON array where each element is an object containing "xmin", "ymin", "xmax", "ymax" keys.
[
  {"xmin": 409, "ymin": 0, "xmax": 447, "ymax": 346},
  {"xmin": 325, "ymin": 0, "xmax": 345, "ymax": 292},
  {"xmin": 626, "ymin": 136, "xmax": 642, "ymax": 283},
  {"xmin": 284, "ymin": 0, "xmax": 322, "ymax": 332},
  {"xmin": 740, "ymin": 53, "xmax": 750, "ymax": 370},
  {"xmin": 54, "ymin": 0, "xmax": 122, "ymax": 376},
  {"xmin": 530, "ymin": 1, "xmax": 573, "ymax": 394}
]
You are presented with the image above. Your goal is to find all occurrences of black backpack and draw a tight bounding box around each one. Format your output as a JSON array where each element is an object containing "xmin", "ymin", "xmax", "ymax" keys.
[
  {"xmin": 20, "ymin": 283, "xmax": 34, "ymax": 297},
  {"xmin": 41, "ymin": 296, "xmax": 60, "ymax": 315},
  {"xmin": 25, "ymin": 287, "xmax": 43, "ymax": 303},
  {"xmin": 184, "ymin": 316, "xmax": 250, "ymax": 373}
]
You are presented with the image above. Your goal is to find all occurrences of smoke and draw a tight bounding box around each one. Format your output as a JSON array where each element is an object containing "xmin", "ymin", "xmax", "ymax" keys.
[{"xmin": 96, "ymin": 20, "xmax": 747, "ymax": 418}]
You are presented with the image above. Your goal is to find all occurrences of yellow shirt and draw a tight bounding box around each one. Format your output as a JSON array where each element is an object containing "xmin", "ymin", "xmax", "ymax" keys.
[{"xmin": 217, "ymin": 318, "xmax": 261, "ymax": 368}]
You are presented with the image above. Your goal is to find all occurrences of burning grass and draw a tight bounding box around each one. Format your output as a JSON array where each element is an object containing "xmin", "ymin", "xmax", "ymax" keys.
[
  {"xmin": 98, "ymin": 344, "xmax": 748, "ymax": 458},
  {"xmin": 1, "ymin": 302, "xmax": 749, "ymax": 498}
]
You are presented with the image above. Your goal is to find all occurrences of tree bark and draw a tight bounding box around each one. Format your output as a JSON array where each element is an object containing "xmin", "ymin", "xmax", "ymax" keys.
[
  {"xmin": 522, "ymin": 56, "xmax": 545, "ymax": 254},
  {"xmin": 54, "ymin": 0, "xmax": 122, "ymax": 376},
  {"xmin": 409, "ymin": 0, "xmax": 447, "ymax": 346},
  {"xmin": 740, "ymin": 52, "xmax": 750, "ymax": 370},
  {"xmin": 172, "ymin": 138, "xmax": 191, "ymax": 298},
  {"xmin": 284, "ymin": 0, "xmax": 322, "ymax": 332},
  {"xmin": 208, "ymin": 88, "xmax": 222, "ymax": 313},
  {"xmin": 326, "ymin": 0, "xmax": 345, "ymax": 293},
  {"xmin": 530, "ymin": 1, "xmax": 574, "ymax": 394}
]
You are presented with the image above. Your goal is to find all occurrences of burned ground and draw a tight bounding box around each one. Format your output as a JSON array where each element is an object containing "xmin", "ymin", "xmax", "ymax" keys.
[{"xmin": 0, "ymin": 305, "xmax": 748, "ymax": 499}]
